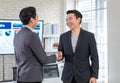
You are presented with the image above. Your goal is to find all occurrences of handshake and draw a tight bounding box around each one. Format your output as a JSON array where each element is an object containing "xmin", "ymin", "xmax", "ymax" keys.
[
  {"xmin": 56, "ymin": 51, "xmax": 63, "ymax": 61},
  {"xmin": 53, "ymin": 43, "xmax": 63, "ymax": 61}
]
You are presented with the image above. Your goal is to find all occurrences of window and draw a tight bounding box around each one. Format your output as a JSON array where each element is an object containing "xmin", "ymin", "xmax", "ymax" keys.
[{"xmin": 76, "ymin": 0, "xmax": 108, "ymax": 83}]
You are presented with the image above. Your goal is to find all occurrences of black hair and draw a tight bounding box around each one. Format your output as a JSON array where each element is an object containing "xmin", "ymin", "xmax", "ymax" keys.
[
  {"xmin": 67, "ymin": 10, "xmax": 83, "ymax": 24},
  {"xmin": 19, "ymin": 6, "xmax": 36, "ymax": 25}
]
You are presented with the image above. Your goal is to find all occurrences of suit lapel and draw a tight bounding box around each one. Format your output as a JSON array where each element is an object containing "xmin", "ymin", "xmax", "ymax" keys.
[
  {"xmin": 67, "ymin": 31, "xmax": 74, "ymax": 54},
  {"xmin": 74, "ymin": 28, "xmax": 84, "ymax": 54}
]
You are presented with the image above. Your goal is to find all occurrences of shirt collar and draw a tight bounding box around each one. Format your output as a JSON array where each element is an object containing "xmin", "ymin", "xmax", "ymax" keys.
[{"xmin": 24, "ymin": 25, "xmax": 33, "ymax": 32}]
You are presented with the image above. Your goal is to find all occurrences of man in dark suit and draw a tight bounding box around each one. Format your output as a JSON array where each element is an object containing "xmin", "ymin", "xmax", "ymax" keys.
[
  {"xmin": 58, "ymin": 10, "xmax": 99, "ymax": 83},
  {"xmin": 13, "ymin": 7, "xmax": 60, "ymax": 83}
]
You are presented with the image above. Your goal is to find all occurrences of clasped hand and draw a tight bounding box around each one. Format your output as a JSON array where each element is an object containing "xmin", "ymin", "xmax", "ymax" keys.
[{"xmin": 56, "ymin": 51, "xmax": 63, "ymax": 61}]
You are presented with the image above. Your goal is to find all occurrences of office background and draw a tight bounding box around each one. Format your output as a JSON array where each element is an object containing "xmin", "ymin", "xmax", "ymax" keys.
[
  {"xmin": 0, "ymin": 0, "xmax": 120, "ymax": 83},
  {"xmin": 0, "ymin": 0, "xmax": 64, "ymax": 81}
]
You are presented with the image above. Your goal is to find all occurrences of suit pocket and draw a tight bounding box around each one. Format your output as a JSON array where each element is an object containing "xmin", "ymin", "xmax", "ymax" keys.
[
  {"xmin": 62, "ymin": 63, "xmax": 72, "ymax": 79},
  {"xmin": 76, "ymin": 62, "xmax": 90, "ymax": 72}
]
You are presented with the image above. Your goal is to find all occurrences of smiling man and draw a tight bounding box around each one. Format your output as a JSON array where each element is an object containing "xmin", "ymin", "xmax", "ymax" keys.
[{"xmin": 58, "ymin": 10, "xmax": 99, "ymax": 83}]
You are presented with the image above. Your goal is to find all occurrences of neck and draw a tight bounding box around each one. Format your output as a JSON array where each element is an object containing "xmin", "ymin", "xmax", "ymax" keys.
[
  {"xmin": 26, "ymin": 24, "xmax": 32, "ymax": 28},
  {"xmin": 71, "ymin": 26, "xmax": 81, "ymax": 35}
]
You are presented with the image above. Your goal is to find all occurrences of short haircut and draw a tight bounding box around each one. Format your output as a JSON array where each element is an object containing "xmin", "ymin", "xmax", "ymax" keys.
[
  {"xmin": 19, "ymin": 6, "xmax": 36, "ymax": 25},
  {"xmin": 67, "ymin": 10, "xmax": 83, "ymax": 24}
]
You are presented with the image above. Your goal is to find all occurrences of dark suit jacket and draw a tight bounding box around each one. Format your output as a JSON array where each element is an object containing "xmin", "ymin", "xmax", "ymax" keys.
[
  {"xmin": 58, "ymin": 28, "xmax": 99, "ymax": 83},
  {"xmin": 13, "ymin": 27, "xmax": 56, "ymax": 82}
]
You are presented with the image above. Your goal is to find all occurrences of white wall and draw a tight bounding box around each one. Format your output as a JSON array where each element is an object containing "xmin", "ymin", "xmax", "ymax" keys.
[
  {"xmin": 63, "ymin": 0, "xmax": 75, "ymax": 32},
  {"xmin": 107, "ymin": 0, "xmax": 120, "ymax": 83}
]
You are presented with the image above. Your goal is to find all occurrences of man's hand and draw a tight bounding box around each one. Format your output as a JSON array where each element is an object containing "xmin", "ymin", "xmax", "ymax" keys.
[
  {"xmin": 57, "ymin": 51, "xmax": 63, "ymax": 61},
  {"xmin": 89, "ymin": 77, "xmax": 97, "ymax": 83}
]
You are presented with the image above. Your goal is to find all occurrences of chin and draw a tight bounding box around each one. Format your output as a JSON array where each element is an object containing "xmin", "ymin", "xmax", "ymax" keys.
[{"xmin": 69, "ymin": 27, "xmax": 74, "ymax": 30}]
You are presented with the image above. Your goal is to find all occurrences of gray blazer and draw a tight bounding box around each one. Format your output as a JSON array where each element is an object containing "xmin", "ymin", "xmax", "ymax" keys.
[
  {"xmin": 13, "ymin": 27, "xmax": 56, "ymax": 82},
  {"xmin": 58, "ymin": 28, "xmax": 99, "ymax": 83}
]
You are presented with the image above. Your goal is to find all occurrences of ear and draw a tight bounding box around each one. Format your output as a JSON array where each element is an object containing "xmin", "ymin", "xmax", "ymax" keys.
[{"xmin": 77, "ymin": 18, "xmax": 81, "ymax": 24}]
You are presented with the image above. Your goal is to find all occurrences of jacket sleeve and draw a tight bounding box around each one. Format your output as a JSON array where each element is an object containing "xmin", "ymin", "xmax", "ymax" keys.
[
  {"xmin": 58, "ymin": 35, "xmax": 63, "ymax": 51},
  {"xmin": 29, "ymin": 33, "xmax": 56, "ymax": 64},
  {"xmin": 58, "ymin": 34, "xmax": 64, "ymax": 60},
  {"xmin": 89, "ymin": 33, "xmax": 99, "ymax": 79}
]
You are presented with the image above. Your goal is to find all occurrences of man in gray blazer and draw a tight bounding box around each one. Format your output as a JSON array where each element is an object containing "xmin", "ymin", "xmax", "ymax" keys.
[
  {"xmin": 58, "ymin": 10, "xmax": 99, "ymax": 83},
  {"xmin": 14, "ymin": 7, "xmax": 60, "ymax": 83}
]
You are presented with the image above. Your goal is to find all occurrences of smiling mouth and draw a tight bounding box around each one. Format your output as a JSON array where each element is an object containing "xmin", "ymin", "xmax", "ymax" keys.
[{"xmin": 67, "ymin": 23, "xmax": 73, "ymax": 27}]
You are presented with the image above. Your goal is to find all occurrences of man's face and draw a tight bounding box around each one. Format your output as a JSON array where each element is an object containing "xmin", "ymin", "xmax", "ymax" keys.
[
  {"xmin": 66, "ymin": 13, "xmax": 80, "ymax": 30},
  {"xmin": 34, "ymin": 13, "xmax": 39, "ymax": 28},
  {"xmin": 31, "ymin": 13, "xmax": 39, "ymax": 28}
]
